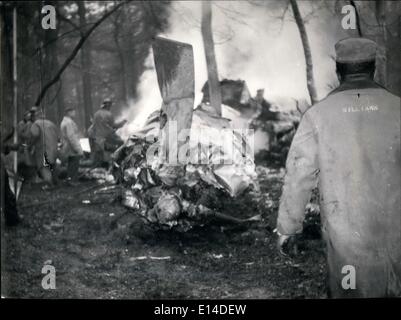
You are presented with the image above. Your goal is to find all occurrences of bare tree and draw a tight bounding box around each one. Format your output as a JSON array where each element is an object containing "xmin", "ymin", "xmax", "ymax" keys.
[
  {"xmin": 374, "ymin": 0, "xmax": 387, "ymax": 86},
  {"xmin": 111, "ymin": 8, "xmax": 128, "ymax": 105},
  {"xmin": 41, "ymin": 0, "xmax": 65, "ymax": 123},
  {"xmin": 331, "ymin": 1, "xmax": 400, "ymax": 95},
  {"xmin": 35, "ymin": 1, "xmax": 128, "ymax": 107},
  {"xmin": 78, "ymin": 1, "xmax": 93, "ymax": 129},
  {"xmin": 289, "ymin": 0, "xmax": 318, "ymax": 105},
  {"xmin": 0, "ymin": 3, "xmax": 13, "ymax": 134},
  {"xmin": 201, "ymin": 2, "xmax": 222, "ymax": 116}
]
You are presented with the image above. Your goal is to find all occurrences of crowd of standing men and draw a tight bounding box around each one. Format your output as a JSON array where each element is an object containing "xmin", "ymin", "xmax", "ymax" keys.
[{"xmin": 1, "ymin": 98, "xmax": 126, "ymax": 227}]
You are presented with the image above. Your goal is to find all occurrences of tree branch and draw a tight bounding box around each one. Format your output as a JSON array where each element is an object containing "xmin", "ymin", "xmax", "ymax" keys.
[
  {"xmin": 35, "ymin": 1, "xmax": 128, "ymax": 106},
  {"xmin": 56, "ymin": 7, "xmax": 82, "ymax": 35}
]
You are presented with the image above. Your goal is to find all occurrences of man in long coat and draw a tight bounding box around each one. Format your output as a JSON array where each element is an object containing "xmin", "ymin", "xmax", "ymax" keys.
[
  {"xmin": 276, "ymin": 38, "xmax": 400, "ymax": 298},
  {"xmin": 17, "ymin": 109, "xmax": 36, "ymax": 179},
  {"xmin": 30, "ymin": 109, "xmax": 59, "ymax": 187},
  {"xmin": 1, "ymin": 126, "xmax": 21, "ymax": 226},
  {"xmin": 60, "ymin": 107, "xmax": 83, "ymax": 184},
  {"xmin": 88, "ymin": 98, "xmax": 126, "ymax": 167}
]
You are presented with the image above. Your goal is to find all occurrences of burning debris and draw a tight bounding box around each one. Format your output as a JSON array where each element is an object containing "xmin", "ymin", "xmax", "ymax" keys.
[
  {"xmin": 70, "ymin": 38, "xmax": 313, "ymax": 234},
  {"xmin": 111, "ymin": 105, "xmax": 260, "ymax": 232},
  {"xmin": 74, "ymin": 38, "xmax": 315, "ymax": 234},
  {"xmin": 201, "ymin": 80, "xmax": 303, "ymax": 167},
  {"xmin": 251, "ymin": 92, "xmax": 303, "ymax": 167},
  {"xmin": 103, "ymin": 38, "xmax": 312, "ymax": 232},
  {"xmin": 201, "ymin": 79, "xmax": 252, "ymax": 112},
  {"xmin": 106, "ymin": 38, "xmax": 260, "ymax": 232}
]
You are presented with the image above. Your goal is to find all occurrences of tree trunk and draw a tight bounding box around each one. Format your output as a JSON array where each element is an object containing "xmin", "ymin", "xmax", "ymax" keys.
[
  {"xmin": 384, "ymin": 1, "xmax": 401, "ymax": 96},
  {"xmin": 201, "ymin": 1, "xmax": 222, "ymax": 116},
  {"xmin": 350, "ymin": 1, "xmax": 363, "ymax": 37},
  {"xmin": 78, "ymin": 1, "xmax": 93, "ymax": 130},
  {"xmin": 0, "ymin": 5, "xmax": 14, "ymax": 134},
  {"xmin": 42, "ymin": 1, "xmax": 61, "ymax": 123},
  {"xmin": 0, "ymin": 9, "xmax": 3, "ymax": 133},
  {"xmin": 55, "ymin": 50, "xmax": 65, "ymax": 124},
  {"xmin": 374, "ymin": 0, "xmax": 387, "ymax": 87},
  {"xmin": 54, "ymin": 1, "xmax": 65, "ymax": 123},
  {"xmin": 34, "ymin": 1, "xmax": 126, "ymax": 107},
  {"xmin": 113, "ymin": 11, "xmax": 128, "ymax": 105},
  {"xmin": 75, "ymin": 67, "xmax": 85, "ymax": 130},
  {"xmin": 290, "ymin": 0, "xmax": 318, "ymax": 105}
]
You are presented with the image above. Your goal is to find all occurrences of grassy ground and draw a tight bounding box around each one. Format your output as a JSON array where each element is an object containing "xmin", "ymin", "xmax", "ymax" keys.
[{"xmin": 1, "ymin": 166, "xmax": 327, "ymax": 299}]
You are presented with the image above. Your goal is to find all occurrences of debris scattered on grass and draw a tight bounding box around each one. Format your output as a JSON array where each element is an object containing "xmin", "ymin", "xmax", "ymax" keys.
[{"xmin": 129, "ymin": 256, "xmax": 171, "ymax": 261}]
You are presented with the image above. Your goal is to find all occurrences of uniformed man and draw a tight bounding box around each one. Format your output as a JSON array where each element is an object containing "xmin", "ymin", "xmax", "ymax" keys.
[
  {"xmin": 17, "ymin": 109, "xmax": 35, "ymax": 179},
  {"xmin": 276, "ymin": 38, "xmax": 400, "ymax": 298},
  {"xmin": 60, "ymin": 107, "xmax": 83, "ymax": 185},
  {"xmin": 1, "ymin": 125, "xmax": 21, "ymax": 226},
  {"xmin": 17, "ymin": 110, "xmax": 33, "ymax": 142},
  {"xmin": 87, "ymin": 98, "xmax": 126, "ymax": 168},
  {"xmin": 30, "ymin": 109, "xmax": 59, "ymax": 189},
  {"xmin": 30, "ymin": 106, "xmax": 38, "ymax": 122}
]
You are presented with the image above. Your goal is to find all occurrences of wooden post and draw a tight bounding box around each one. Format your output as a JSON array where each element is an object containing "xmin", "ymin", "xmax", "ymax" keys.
[
  {"xmin": 0, "ymin": 7, "xmax": 3, "ymax": 135},
  {"xmin": 12, "ymin": 7, "xmax": 18, "ymax": 184}
]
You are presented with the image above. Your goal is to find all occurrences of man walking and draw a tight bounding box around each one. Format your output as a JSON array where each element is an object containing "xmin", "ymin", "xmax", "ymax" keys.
[
  {"xmin": 17, "ymin": 109, "xmax": 35, "ymax": 179},
  {"xmin": 60, "ymin": 107, "xmax": 83, "ymax": 185},
  {"xmin": 30, "ymin": 109, "xmax": 59, "ymax": 189},
  {"xmin": 1, "ymin": 126, "xmax": 21, "ymax": 226},
  {"xmin": 17, "ymin": 110, "xmax": 33, "ymax": 142},
  {"xmin": 88, "ymin": 98, "xmax": 126, "ymax": 168},
  {"xmin": 276, "ymin": 38, "xmax": 400, "ymax": 298}
]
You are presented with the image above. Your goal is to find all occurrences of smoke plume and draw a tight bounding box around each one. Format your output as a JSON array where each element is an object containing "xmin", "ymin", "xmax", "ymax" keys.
[{"xmin": 119, "ymin": 0, "xmax": 347, "ymax": 138}]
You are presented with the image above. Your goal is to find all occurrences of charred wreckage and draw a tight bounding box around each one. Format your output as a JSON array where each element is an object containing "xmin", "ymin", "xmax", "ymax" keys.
[{"xmin": 82, "ymin": 37, "xmax": 314, "ymax": 233}]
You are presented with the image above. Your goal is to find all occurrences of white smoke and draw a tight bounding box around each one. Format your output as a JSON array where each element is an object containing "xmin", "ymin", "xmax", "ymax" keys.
[
  {"xmin": 119, "ymin": 54, "xmax": 161, "ymax": 137},
  {"xmin": 119, "ymin": 0, "xmax": 347, "ymax": 138}
]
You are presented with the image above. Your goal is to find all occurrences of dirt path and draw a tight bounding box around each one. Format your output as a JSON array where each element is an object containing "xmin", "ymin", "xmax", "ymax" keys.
[{"xmin": 2, "ymin": 167, "xmax": 327, "ymax": 299}]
